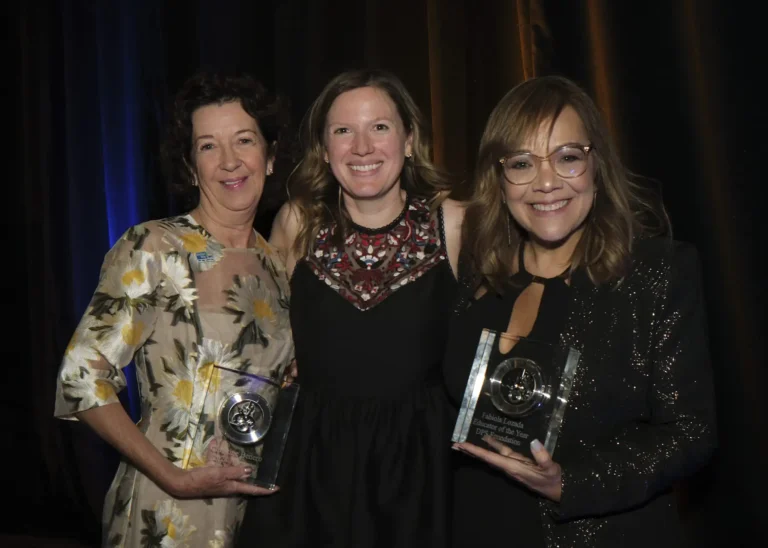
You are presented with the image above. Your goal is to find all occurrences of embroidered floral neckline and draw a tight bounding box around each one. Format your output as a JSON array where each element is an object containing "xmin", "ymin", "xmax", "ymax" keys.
[{"xmin": 304, "ymin": 196, "xmax": 447, "ymax": 311}]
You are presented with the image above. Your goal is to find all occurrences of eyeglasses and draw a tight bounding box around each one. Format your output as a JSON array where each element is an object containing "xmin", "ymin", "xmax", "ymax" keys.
[{"xmin": 499, "ymin": 144, "xmax": 594, "ymax": 185}]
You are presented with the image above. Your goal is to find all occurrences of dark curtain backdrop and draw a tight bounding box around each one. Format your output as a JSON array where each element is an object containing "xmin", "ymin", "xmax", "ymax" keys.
[{"xmin": 9, "ymin": 0, "xmax": 764, "ymax": 546}]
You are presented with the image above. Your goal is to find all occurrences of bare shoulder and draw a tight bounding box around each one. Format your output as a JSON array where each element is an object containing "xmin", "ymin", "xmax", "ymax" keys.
[
  {"xmin": 270, "ymin": 202, "xmax": 301, "ymax": 244},
  {"xmin": 269, "ymin": 202, "xmax": 302, "ymax": 275},
  {"xmin": 272, "ymin": 201, "xmax": 301, "ymax": 233}
]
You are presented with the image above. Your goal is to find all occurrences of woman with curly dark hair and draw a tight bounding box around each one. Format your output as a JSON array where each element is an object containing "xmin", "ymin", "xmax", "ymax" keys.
[{"xmin": 54, "ymin": 71, "xmax": 294, "ymax": 547}]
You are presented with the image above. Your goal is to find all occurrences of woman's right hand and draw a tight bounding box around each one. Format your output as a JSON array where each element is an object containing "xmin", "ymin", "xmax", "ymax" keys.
[
  {"xmin": 76, "ymin": 403, "xmax": 279, "ymax": 501},
  {"xmin": 164, "ymin": 464, "xmax": 279, "ymax": 499}
]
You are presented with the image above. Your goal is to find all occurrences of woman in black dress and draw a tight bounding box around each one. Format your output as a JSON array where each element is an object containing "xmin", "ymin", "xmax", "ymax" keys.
[
  {"xmin": 444, "ymin": 75, "xmax": 716, "ymax": 547},
  {"xmin": 237, "ymin": 69, "xmax": 464, "ymax": 547}
]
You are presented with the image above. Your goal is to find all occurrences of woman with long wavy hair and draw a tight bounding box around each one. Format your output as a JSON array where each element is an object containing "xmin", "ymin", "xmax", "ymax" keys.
[
  {"xmin": 443, "ymin": 75, "xmax": 716, "ymax": 547},
  {"xmin": 237, "ymin": 68, "xmax": 464, "ymax": 547}
]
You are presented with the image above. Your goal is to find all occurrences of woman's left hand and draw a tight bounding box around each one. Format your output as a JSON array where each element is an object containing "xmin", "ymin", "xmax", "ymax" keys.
[{"xmin": 453, "ymin": 436, "xmax": 563, "ymax": 502}]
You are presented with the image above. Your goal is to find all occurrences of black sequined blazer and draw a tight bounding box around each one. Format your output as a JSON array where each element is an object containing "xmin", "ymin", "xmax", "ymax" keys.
[{"xmin": 531, "ymin": 238, "xmax": 717, "ymax": 547}]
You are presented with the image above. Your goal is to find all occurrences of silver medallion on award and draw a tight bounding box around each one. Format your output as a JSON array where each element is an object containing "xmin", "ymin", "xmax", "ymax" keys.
[
  {"xmin": 452, "ymin": 329, "xmax": 580, "ymax": 459},
  {"xmin": 199, "ymin": 366, "xmax": 299, "ymax": 489},
  {"xmin": 219, "ymin": 391, "xmax": 273, "ymax": 445},
  {"xmin": 489, "ymin": 357, "xmax": 548, "ymax": 417}
]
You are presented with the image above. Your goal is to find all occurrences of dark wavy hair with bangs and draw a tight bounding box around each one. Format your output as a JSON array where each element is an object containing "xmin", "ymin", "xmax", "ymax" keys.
[{"xmin": 161, "ymin": 70, "xmax": 293, "ymax": 211}]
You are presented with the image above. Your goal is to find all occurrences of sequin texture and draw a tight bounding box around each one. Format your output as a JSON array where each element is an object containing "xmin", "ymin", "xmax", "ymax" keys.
[{"xmin": 528, "ymin": 238, "xmax": 718, "ymax": 547}]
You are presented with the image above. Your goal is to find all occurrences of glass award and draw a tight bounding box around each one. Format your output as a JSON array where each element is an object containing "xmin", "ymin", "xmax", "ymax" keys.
[
  {"xmin": 198, "ymin": 366, "xmax": 299, "ymax": 489},
  {"xmin": 452, "ymin": 329, "xmax": 580, "ymax": 459}
]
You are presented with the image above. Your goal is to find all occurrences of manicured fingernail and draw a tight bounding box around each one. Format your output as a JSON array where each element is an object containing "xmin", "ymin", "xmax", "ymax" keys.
[
  {"xmin": 451, "ymin": 443, "xmax": 460, "ymax": 451},
  {"xmin": 530, "ymin": 439, "xmax": 543, "ymax": 452},
  {"xmin": 243, "ymin": 467, "xmax": 253, "ymax": 475}
]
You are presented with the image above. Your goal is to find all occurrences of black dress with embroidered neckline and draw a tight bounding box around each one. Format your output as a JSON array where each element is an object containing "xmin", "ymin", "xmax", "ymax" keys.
[
  {"xmin": 302, "ymin": 194, "xmax": 446, "ymax": 312},
  {"xmin": 239, "ymin": 195, "xmax": 457, "ymax": 548}
]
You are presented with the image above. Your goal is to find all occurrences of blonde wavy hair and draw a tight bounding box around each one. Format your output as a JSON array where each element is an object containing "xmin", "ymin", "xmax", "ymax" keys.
[
  {"xmin": 288, "ymin": 69, "xmax": 453, "ymax": 257},
  {"xmin": 463, "ymin": 75, "xmax": 669, "ymax": 292}
]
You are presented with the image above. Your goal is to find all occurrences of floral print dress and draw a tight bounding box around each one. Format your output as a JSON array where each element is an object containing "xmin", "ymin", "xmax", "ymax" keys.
[{"xmin": 54, "ymin": 215, "xmax": 294, "ymax": 548}]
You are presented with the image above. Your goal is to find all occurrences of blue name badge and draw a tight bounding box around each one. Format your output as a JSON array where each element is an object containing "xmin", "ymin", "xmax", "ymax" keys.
[{"xmin": 196, "ymin": 251, "xmax": 214, "ymax": 263}]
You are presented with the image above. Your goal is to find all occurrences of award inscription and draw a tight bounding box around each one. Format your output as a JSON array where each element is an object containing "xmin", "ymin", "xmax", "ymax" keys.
[{"xmin": 470, "ymin": 411, "xmax": 531, "ymax": 449}]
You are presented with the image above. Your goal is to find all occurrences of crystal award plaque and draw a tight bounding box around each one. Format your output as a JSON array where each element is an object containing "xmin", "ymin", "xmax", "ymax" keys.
[
  {"xmin": 199, "ymin": 366, "xmax": 299, "ymax": 489},
  {"xmin": 452, "ymin": 329, "xmax": 580, "ymax": 459}
]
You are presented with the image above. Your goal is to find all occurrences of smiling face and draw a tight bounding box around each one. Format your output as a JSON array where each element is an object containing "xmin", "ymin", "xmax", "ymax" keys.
[
  {"xmin": 503, "ymin": 106, "xmax": 596, "ymax": 247},
  {"xmin": 323, "ymin": 86, "xmax": 413, "ymax": 201},
  {"xmin": 192, "ymin": 100, "xmax": 273, "ymax": 218}
]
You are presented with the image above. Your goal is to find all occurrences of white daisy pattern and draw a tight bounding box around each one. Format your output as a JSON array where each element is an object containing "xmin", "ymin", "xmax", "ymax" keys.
[
  {"xmin": 162, "ymin": 252, "xmax": 198, "ymax": 324},
  {"xmin": 149, "ymin": 500, "xmax": 198, "ymax": 548},
  {"xmin": 224, "ymin": 274, "xmax": 289, "ymax": 337},
  {"xmin": 54, "ymin": 216, "xmax": 293, "ymax": 547},
  {"xmin": 97, "ymin": 248, "xmax": 162, "ymax": 301},
  {"xmin": 208, "ymin": 529, "xmax": 230, "ymax": 548},
  {"xmin": 168, "ymin": 220, "xmax": 225, "ymax": 273}
]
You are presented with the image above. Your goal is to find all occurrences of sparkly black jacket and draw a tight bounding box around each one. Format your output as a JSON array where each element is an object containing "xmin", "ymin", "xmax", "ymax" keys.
[{"xmin": 536, "ymin": 238, "xmax": 717, "ymax": 547}]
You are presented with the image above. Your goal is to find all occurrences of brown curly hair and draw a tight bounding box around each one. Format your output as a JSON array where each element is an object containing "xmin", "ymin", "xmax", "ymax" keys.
[
  {"xmin": 463, "ymin": 75, "xmax": 669, "ymax": 292},
  {"xmin": 288, "ymin": 68, "xmax": 453, "ymax": 257},
  {"xmin": 161, "ymin": 70, "xmax": 293, "ymax": 212}
]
